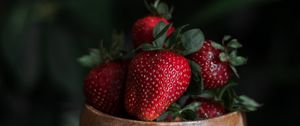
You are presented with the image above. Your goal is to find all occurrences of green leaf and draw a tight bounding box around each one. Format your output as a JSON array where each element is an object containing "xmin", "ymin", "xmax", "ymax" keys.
[
  {"xmin": 227, "ymin": 39, "xmax": 242, "ymax": 49},
  {"xmin": 238, "ymin": 95, "xmax": 262, "ymax": 111},
  {"xmin": 156, "ymin": 111, "xmax": 171, "ymax": 121},
  {"xmin": 186, "ymin": 60, "xmax": 204, "ymax": 95},
  {"xmin": 110, "ymin": 31, "xmax": 124, "ymax": 57},
  {"xmin": 157, "ymin": 3, "xmax": 169, "ymax": 12},
  {"xmin": 156, "ymin": 2, "xmax": 169, "ymax": 15},
  {"xmin": 211, "ymin": 41, "xmax": 225, "ymax": 50},
  {"xmin": 140, "ymin": 43, "xmax": 162, "ymax": 51},
  {"xmin": 181, "ymin": 29, "xmax": 205, "ymax": 55},
  {"xmin": 189, "ymin": 60, "xmax": 201, "ymax": 76},
  {"xmin": 198, "ymin": 90, "xmax": 217, "ymax": 99},
  {"xmin": 217, "ymin": 81, "xmax": 238, "ymax": 100},
  {"xmin": 165, "ymin": 24, "xmax": 189, "ymax": 48},
  {"xmin": 230, "ymin": 65, "xmax": 240, "ymax": 78},
  {"xmin": 153, "ymin": 22, "xmax": 172, "ymax": 48},
  {"xmin": 168, "ymin": 103, "xmax": 181, "ymax": 112},
  {"xmin": 144, "ymin": 0, "xmax": 156, "ymax": 14},
  {"xmin": 121, "ymin": 48, "xmax": 136, "ymax": 60},
  {"xmin": 229, "ymin": 50, "xmax": 237, "ymax": 58},
  {"xmin": 78, "ymin": 49, "xmax": 101, "ymax": 68},
  {"xmin": 239, "ymin": 95, "xmax": 261, "ymax": 107},
  {"xmin": 145, "ymin": 47, "xmax": 163, "ymax": 51},
  {"xmin": 169, "ymin": 5, "xmax": 174, "ymax": 17},
  {"xmin": 79, "ymin": 32, "xmax": 127, "ymax": 66},
  {"xmin": 181, "ymin": 109, "xmax": 198, "ymax": 120},
  {"xmin": 157, "ymin": 2, "xmax": 172, "ymax": 19},
  {"xmin": 153, "ymin": 0, "xmax": 160, "ymax": 8},
  {"xmin": 223, "ymin": 88, "xmax": 236, "ymax": 111},
  {"xmin": 177, "ymin": 95, "xmax": 190, "ymax": 107},
  {"xmin": 137, "ymin": 43, "xmax": 152, "ymax": 49},
  {"xmin": 219, "ymin": 52, "xmax": 228, "ymax": 62},
  {"xmin": 182, "ymin": 102, "xmax": 200, "ymax": 112},
  {"xmin": 144, "ymin": 0, "xmax": 172, "ymax": 19},
  {"xmin": 223, "ymin": 35, "xmax": 232, "ymax": 42},
  {"xmin": 230, "ymin": 56, "xmax": 247, "ymax": 66},
  {"xmin": 153, "ymin": 21, "xmax": 167, "ymax": 38}
]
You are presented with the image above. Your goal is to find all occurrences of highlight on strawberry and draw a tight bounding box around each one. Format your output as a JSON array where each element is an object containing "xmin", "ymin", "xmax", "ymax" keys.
[{"xmin": 78, "ymin": 0, "xmax": 261, "ymax": 122}]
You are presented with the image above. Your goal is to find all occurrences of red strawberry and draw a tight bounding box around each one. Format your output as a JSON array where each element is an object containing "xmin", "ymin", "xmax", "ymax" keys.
[
  {"xmin": 187, "ymin": 98, "xmax": 225, "ymax": 119},
  {"xmin": 84, "ymin": 61, "xmax": 128, "ymax": 115},
  {"xmin": 125, "ymin": 51, "xmax": 191, "ymax": 121},
  {"xmin": 197, "ymin": 98, "xmax": 226, "ymax": 119},
  {"xmin": 188, "ymin": 40, "xmax": 230, "ymax": 89},
  {"xmin": 132, "ymin": 16, "xmax": 174, "ymax": 47}
]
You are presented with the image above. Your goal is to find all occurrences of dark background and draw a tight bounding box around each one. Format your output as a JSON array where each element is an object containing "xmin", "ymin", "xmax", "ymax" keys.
[{"xmin": 1, "ymin": 0, "xmax": 299, "ymax": 126}]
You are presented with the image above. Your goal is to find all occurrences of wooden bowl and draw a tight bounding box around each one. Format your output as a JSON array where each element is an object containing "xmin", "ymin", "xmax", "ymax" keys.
[{"xmin": 80, "ymin": 104, "xmax": 246, "ymax": 126}]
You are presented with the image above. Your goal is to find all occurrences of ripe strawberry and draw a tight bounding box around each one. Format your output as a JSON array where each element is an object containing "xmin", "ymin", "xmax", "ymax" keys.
[
  {"xmin": 196, "ymin": 99, "xmax": 225, "ymax": 119},
  {"xmin": 187, "ymin": 98, "xmax": 225, "ymax": 119},
  {"xmin": 132, "ymin": 16, "xmax": 174, "ymax": 47},
  {"xmin": 188, "ymin": 40, "xmax": 230, "ymax": 89},
  {"xmin": 125, "ymin": 51, "xmax": 191, "ymax": 121},
  {"xmin": 84, "ymin": 61, "xmax": 128, "ymax": 115}
]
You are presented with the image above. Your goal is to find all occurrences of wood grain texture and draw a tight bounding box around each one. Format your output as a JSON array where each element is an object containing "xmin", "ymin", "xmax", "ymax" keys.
[{"xmin": 80, "ymin": 104, "xmax": 246, "ymax": 126}]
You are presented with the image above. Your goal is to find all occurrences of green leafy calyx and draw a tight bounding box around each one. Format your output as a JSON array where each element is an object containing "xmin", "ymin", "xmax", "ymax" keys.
[
  {"xmin": 78, "ymin": 32, "xmax": 128, "ymax": 68},
  {"xmin": 144, "ymin": 0, "xmax": 174, "ymax": 20}
]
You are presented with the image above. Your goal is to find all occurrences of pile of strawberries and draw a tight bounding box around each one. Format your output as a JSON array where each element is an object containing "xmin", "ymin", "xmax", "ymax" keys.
[{"xmin": 79, "ymin": 0, "xmax": 260, "ymax": 122}]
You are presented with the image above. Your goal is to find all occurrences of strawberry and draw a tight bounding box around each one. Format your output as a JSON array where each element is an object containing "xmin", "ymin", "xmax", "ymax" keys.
[
  {"xmin": 186, "ymin": 98, "xmax": 225, "ymax": 119},
  {"xmin": 132, "ymin": 16, "xmax": 174, "ymax": 48},
  {"xmin": 84, "ymin": 61, "xmax": 128, "ymax": 115},
  {"xmin": 188, "ymin": 40, "xmax": 230, "ymax": 89},
  {"xmin": 195, "ymin": 98, "xmax": 225, "ymax": 119},
  {"xmin": 125, "ymin": 50, "xmax": 191, "ymax": 121}
]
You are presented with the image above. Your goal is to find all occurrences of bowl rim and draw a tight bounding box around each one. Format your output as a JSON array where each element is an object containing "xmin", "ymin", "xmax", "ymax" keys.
[{"xmin": 83, "ymin": 104, "xmax": 244, "ymax": 124}]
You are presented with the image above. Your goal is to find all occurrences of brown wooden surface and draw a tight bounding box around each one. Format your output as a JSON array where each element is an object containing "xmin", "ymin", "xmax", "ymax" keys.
[{"xmin": 80, "ymin": 104, "xmax": 246, "ymax": 126}]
